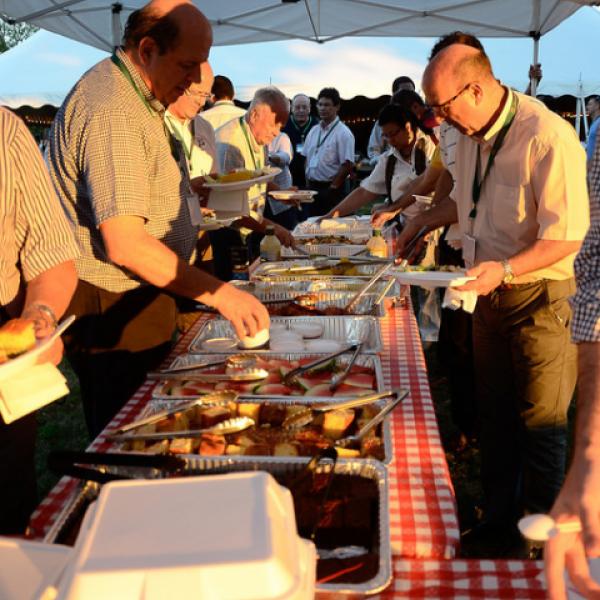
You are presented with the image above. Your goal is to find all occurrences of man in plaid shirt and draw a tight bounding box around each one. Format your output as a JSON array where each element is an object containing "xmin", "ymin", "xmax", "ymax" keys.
[{"xmin": 546, "ymin": 142, "xmax": 600, "ymax": 599}]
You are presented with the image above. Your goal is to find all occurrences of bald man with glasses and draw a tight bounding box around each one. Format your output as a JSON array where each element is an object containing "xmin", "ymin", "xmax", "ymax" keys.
[{"xmin": 396, "ymin": 38, "xmax": 589, "ymax": 554}]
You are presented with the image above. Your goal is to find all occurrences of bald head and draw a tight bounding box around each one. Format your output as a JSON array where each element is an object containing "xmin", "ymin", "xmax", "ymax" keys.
[
  {"xmin": 291, "ymin": 93, "xmax": 311, "ymax": 125},
  {"xmin": 422, "ymin": 42, "xmax": 502, "ymax": 136},
  {"xmin": 123, "ymin": 0, "xmax": 212, "ymax": 106}
]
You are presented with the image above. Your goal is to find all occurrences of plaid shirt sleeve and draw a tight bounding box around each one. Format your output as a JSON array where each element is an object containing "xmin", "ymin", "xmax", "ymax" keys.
[{"xmin": 571, "ymin": 141, "xmax": 600, "ymax": 342}]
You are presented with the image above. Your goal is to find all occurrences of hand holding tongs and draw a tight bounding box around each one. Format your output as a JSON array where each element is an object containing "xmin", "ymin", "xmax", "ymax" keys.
[{"xmin": 397, "ymin": 225, "xmax": 429, "ymax": 269}]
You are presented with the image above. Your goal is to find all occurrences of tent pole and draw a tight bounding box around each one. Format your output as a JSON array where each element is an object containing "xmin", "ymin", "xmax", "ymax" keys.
[
  {"xmin": 111, "ymin": 3, "xmax": 123, "ymax": 51},
  {"xmin": 529, "ymin": 0, "xmax": 541, "ymax": 96}
]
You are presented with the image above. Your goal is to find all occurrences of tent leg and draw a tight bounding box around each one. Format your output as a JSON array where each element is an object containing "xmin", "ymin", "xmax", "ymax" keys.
[
  {"xmin": 111, "ymin": 3, "xmax": 123, "ymax": 50},
  {"xmin": 530, "ymin": 35, "xmax": 540, "ymax": 96}
]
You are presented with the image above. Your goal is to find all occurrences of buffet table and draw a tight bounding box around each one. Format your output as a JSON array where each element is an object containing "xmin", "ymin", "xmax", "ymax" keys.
[{"xmin": 29, "ymin": 299, "xmax": 460, "ymax": 561}]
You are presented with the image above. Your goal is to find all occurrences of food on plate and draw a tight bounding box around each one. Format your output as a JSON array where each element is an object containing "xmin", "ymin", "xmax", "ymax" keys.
[
  {"xmin": 395, "ymin": 264, "xmax": 462, "ymax": 273},
  {"xmin": 0, "ymin": 318, "xmax": 36, "ymax": 357},
  {"xmin": 122, "ymin": 392, "xmax": 384, "ymax": 460},
  {"xmin": 159, "ymin": 356, "xmax": 377, "ymax": 399},
  {"xmin": 296, "ymin": 235, "xmax": 368, "ymax": 245},
  {"xmin": 201, "ymin": 210, "xmax": 217, "ymax": 223},
  {"xmin": 206, "ymin": 168, "xmax": 264, "ymax": 184}
]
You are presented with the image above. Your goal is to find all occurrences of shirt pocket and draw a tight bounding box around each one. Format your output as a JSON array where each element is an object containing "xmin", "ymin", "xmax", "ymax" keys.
[
  {"xmin": 322, "ymin": 142, "xmax": 338, "ymax": 164},
  {"xmin": 489, "ymin": 182, "xmax": 529, "ymax": 226}
]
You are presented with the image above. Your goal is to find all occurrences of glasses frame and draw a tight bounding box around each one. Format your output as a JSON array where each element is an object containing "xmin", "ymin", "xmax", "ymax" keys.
[
  {"xmin": 183, "ymin": 88, "xmax": 212, "ymax": 102},
  {"xmin": 429, "ymin": 83, "xmax": 472, "ymax": 117}
]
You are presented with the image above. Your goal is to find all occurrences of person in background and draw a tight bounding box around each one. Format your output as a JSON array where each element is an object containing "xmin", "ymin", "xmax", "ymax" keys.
[
  {"xmin": 0, "ymin": 107, "xmax": 79, "ymax": 534},
  {"xmin": 265, "ymin": 131, "xmax": 300, "ymax": 230},
  {"xmin": 367, "ymin": 76, "xmax": 416, "ymax": 165},
  {"xmin": 302, "ymin": 87, "xmax": 355, "ymax": 217},
  {"xmin": 392, "ymin": 89, "xmax": 439, "ymax": 143},
  {"xmin": 524, "ymin": 63, "xmax": 543, "ymax": 96},
  {"xmin": 48, "ymin": 0, "xmax": 269, "ymax": 438},
  {"xmin": 399, "ymin": 37, "xmax": 588, "ymax": 554},
  {"xmin": 545, "ymin": 141, "xmax": 600, "ymax": 600},
  {"xmin": 201, "ymin": 74, "xmax": 246, "ymax": 130},
  {"xmin": 282, "ymin": 93, "xmax": 318, "ymax": 189},
  {"xmin": 212, "ymin": 86, "xmax": 294, "ymax": 280},
  {"xmin": 586, "ymin": 95, "xmax": 600, "ymax": 168}
]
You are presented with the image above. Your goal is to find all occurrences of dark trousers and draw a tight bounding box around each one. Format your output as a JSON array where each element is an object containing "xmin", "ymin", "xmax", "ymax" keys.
[
  {"xmin": 209, "ymin": 228, "xmax": 264, "ymax": 282},
  {"xmin": 263, "ymin": 201, "xmax": 300, "ymax": 231},
  {"xmin": 64, "ymin": 281, "xmax": 176, "ymax": 438},
  {"xmin": 473, "ymin": 278, "xmax": 577, "ymax": 524},
  {"xmin": 0, "ymin": 412, "xmax": 37, "ymax": 534},
  {"xmin": 437, "ymin": 237, "xmax": 476, "ymax": 438},
  {"xmin": 307, "ymin": 180, "xmax": 344, "ymax": 217}
]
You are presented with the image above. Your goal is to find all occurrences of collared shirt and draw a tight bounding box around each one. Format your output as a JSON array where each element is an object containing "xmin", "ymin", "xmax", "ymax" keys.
[
  {"xmin": 48, "ymin": 48, "xmax": 198, "ymax": 293},
  {"xmin": 367, "ymin": 121, "xmax": 387, "ymax": 164},
  {"xmin": 165, "ymin": 111, "xmax": 216, "ymax": 178},
  {"xmin": 360, "ymin": 132, "xmax": 435, "ymax": 220},
  {"xmin": 451, "ymin": 88, "xmax": 589, "ymax": 282},
  {"xmin": 216, "ymin": 115, "xmax": 266, "ymax": 219},
  {"xmin": 302, "ymin": 117, "xmax": 355, "ymax": 182},
  {"xmin": 438, "ymin": 121, "xmax": 458, "ymax": 178},
  {"xmin": 0, "ymin": 107, "xmax": 78, "ymax": 309},
  {"xmin": 267, "ymin": 132, "xmax": 293, "ymax": 215},
  {"xmin": 201, "ymin": 100, "xmax": 246, "ymax": 131},
  {"xmin": 571, "ymin": 140, "xmax": 600, "ymax": 342}
]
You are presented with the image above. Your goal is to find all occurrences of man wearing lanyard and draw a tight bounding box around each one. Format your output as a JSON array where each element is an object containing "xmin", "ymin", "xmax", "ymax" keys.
[
  {"xmin": 302, "ymin": 87, "xmax": 355, "ymax": 217},
  {"xmin": 396, "ymin": 39, "xmax": 589, "ymax": 553},
  {"xmin": 282, "ymin": 93, "xmax": 318, "ymax": 189},
  {"xmin": 213, "ymin": 87, "xmax": 294, "ymax": 280},
  {"xmin": 47, "ymin": 0, "xmax": 269, "ymax": 438}
]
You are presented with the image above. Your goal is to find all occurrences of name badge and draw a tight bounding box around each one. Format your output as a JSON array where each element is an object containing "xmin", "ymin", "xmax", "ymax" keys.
[
  {"xmin": 186, "ymin": 193, "xmax": 202, "ymax": 226},
  {"xmin": 296, "ymin": 142, "xmax": 304, "ymax": 154},
  {"xmin": 462, "ymin": 233, "xmax": 476, "ymax": 266},
  {"xmin": 308, "ymin": 154, "xmax": 319, "ymax": 169}
]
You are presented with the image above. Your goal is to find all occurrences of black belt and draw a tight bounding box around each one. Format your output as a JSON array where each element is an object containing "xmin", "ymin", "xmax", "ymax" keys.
[{"xmin": 307, "ymin": 179, "xmax": 332, "ymax": 189}]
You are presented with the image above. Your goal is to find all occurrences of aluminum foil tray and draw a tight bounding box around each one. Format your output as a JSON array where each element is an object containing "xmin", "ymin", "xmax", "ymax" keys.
[
  {"xmin": 233, "ymin": 278, "xmax": 401, "ymax": 297},
  {"xmin": 189, "ymin": 315, "xmax": 382, "ymax": 354},
  {"xmin": 153, "ymin": 352, "xmax": 385, "ymax": 402},
  {"xmin": 281, "ymin": 243, "xmax": 367, "ymax": 257},
  {"xmin": 293, "ymin": 216, "xmax": 373, "ymax": 236},
  {"xmin": 125, "ymin": 394, "xmax": 393, "ymax": 464},
  {"xmin": 251, "ymin": 259, "xmax": 386, "ymax": 281},
  {"xmin": 44, "ymin": 457, "xmax": 391, "ymax": 596}
]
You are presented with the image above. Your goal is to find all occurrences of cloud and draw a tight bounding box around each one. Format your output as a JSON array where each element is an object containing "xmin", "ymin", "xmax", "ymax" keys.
[{"xmin": 271, "ymin": 39, "xmax": 425, "ymax": 98}]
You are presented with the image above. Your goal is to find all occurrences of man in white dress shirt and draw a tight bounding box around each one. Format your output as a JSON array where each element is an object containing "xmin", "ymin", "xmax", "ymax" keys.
[
  {"xmin": 201, "ymin": 75, "xmax": 245, "ymax": 130},
  {"xmin": 302, "ymin": 87, "xmax": 355, "ymax": 216}
]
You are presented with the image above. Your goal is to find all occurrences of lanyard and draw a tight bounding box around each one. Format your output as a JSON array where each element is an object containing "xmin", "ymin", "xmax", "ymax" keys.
[
  {"xmin": 317, "ymin": 118, "xmax": 340, "ymax": 150},
  {"xmin": 470, "ymin": 92, "xmax": 518, "ymax": 222},
  {"xmin": 166, "ymin": 115, "xmax": 195, "ymax": 163},
  {"xmin": 291, "ymin": 116, "xmax": 313, "ymax": 141},
  {"xmin": 239, "ymin": 116, "xmax": 259, "ymax": 170}
]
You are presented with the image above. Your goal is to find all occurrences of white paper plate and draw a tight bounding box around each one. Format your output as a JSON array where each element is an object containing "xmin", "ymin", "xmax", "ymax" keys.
[
  {"xmin": 393, "ymin": 270, "xmax": 475, "ymax": 288},
  {"xmin": 203, "ymin": 167, "xmax": 281, "ymax": 191},
  {"xmin": 0, "ymin": 315, "xmax": 75, "ymax": 382},
  {"xmin": 269, "ymin": 190, "xmax": 317, "ymax": 203},
  {"xmin": 197, "ymin": 217, "xmax": 238, "ymax": 231}
]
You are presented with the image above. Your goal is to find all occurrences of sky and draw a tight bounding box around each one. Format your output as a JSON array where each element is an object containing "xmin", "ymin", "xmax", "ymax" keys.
[{"xmin": 0, "ymin": 5, "xmax": 599, "ymax": 107}]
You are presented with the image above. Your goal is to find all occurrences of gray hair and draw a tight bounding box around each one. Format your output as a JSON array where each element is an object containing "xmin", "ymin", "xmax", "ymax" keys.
[{"xmin": 250, "ymin": 86, "xmax": 290, "ymax": 125}]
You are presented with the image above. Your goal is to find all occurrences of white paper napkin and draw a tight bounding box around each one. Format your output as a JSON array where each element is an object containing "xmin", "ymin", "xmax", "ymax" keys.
[
  {"xmin": 442, "ymin": 287, "xmax": 478, "ymax": 314},
  {"xmin": 0, "ymin": 363, "xmax": 69, "ymax": 424}
]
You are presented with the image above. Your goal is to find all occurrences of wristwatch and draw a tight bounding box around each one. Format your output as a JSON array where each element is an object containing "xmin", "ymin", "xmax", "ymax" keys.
[{"xmin": 501, "ymin": 259, "xmax": 515, "ymax": 284}]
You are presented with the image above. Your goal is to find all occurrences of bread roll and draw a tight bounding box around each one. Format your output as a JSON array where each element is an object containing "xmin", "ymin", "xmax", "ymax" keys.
[{"xmin": 0, "ymin": 318, "xmax": 36, "ymax": 356}]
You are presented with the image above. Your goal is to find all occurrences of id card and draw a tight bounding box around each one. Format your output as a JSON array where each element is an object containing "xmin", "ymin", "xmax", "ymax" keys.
[
  {"xmin": 462, "ymin": 233, "xmax": 476, "ymax": 266},
  {"xmin": 186, "ymin": 193, "xmax": 202, "ymax": 226},
  {"xmin": 308, "ymin": 154, "xmax": 319, "ymax": 169},
  {"xmin": 296, "ymin": 142, "xmax": 304, "ymax": 154}
]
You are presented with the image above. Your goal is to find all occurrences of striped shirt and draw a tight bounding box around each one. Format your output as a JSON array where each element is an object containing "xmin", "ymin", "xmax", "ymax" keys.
[
  {"xmin": 0, "ymin": 107, "xmax": 78, "ymax": 307},
  {"xmin": 571, "ymin": 140, "xmax": 600, "ymax": 342},
  {"xmin": 48, "ymin": 48, "xmax": 198, "ymax": 293}
]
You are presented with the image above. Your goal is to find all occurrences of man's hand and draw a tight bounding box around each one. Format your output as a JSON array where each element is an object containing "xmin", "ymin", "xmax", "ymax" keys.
[
  {"xmin": 545, "ymin": 457, "xmax": 600, "ymax": 600},
  {"xmin": 210, "ymin": 284, "xmax": 270, "ymax": 339},
  {"xmin": 21, "ymin": 304, "xmax": 63, "ymax": 366},
  {"xmin": 371, "ymin": 209, "xmax": 398, "ymax": 229},
  {"xmin": 455, "ymin": 261, "xmax": 504, "ymax": 295},
  {"xmin": 394, "ymin": 218, "xmax": 425, "ymax": 257},
  {"xmin": 190, "ymin": 176, "xmax": 211, "ymax": 207},
  {"xmin": 272, "ymin": 223, "xmax": 295, "ymax": 248}
]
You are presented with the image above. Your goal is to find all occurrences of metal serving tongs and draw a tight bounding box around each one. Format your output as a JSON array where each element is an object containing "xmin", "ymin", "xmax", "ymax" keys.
[
  {"xmin": 47, "ymin": 450, "xmax": 188, "ymax": 484},
  {"xmin": 282, "ymin": 389, "xmax": 396, "ymax": 430},
  {"xmin": 397, "ymin": 225, "xmax": 429, "ymax": 269},
  {"xmin": 329, "ymin": 341, "xmax": 364, "ymax": 392},
  {"xmin": 282, "ymin": 343, "xmax": 359, "ymax": 386},
  {"xmin": 369, "ymin": 277, "xmax": 396, "ymax": 315},
  {"xmin": 104, "ymin": 391, "xmax": 239, "ymax": 438},
  {"xmin": 335, "ymin": 388, "xmax": 409, "ymax": 448},
  {"xmin": 343, "ymin": 260, "xmax": 399, "ymax": 314},
  {"xmin": 148, "ymin": 354, "xmax": 258, "ymax": 379},
  {"xmin": 107, "ymin": 416, "xmax": 256, "ymax": 443}
]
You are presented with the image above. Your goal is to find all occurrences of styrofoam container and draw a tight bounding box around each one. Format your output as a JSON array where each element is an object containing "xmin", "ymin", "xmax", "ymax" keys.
[
  {"xmin": 55, "ymin": 473, "xmax": 316, "ymax": 600},
  {"xmin": 0, "ymin": 537, "xmax": 72, "ymax": 600}
]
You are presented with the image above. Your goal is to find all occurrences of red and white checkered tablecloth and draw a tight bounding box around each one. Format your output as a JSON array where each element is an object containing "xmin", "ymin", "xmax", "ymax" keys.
[
  {"xmin": 377, "ymin": 559, "xmax": 546, "ymax": 599},
  {"xmin": 28, "ymin": 301, "xmax": 460, "ymax": 559}
]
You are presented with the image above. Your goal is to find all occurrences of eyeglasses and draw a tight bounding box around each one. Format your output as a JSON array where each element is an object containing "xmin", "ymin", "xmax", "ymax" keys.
[
  {"xmin": 428, "ymin": 83, "xmax": 472, "ymax": 117},
  {"xmin": 184, "ymin": 88, "xmax": 212, "ymax": 102}
]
